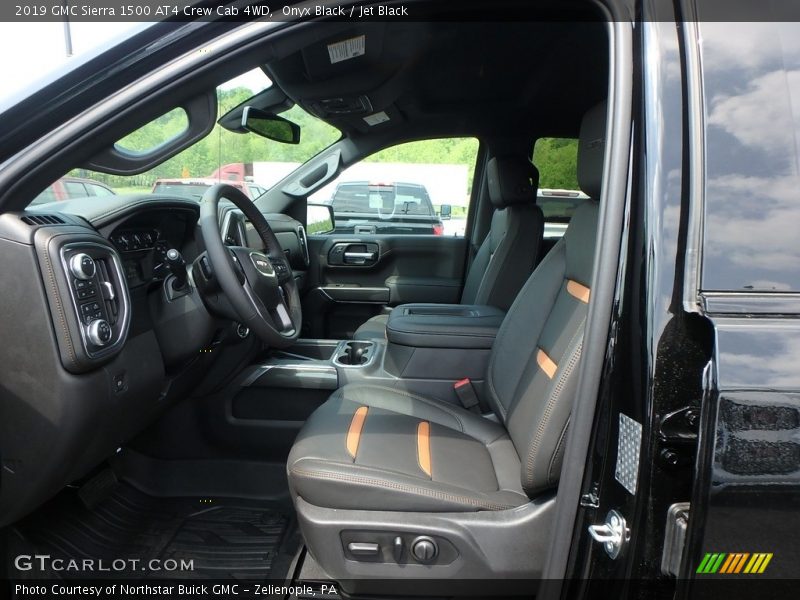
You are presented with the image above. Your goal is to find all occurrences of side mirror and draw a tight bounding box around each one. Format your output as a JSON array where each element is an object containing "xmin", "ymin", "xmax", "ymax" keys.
[
  {"xmin": 241, "ymin": 106, "xmax": 301, "ymax": 144},
  {"xmin": 439, "ymin": 204, "xmax": 452, "ymax": 220},
  {"xmin": 307, "ymin": 203, "xmax": 335, "ymax": 235}
]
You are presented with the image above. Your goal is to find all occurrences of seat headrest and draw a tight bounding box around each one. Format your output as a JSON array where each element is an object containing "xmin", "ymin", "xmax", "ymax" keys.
[
  {"xmin": 487, "ymin": 156, "xmax": 540, "ymax": 208},
  {"xmin": 577, "ymin": 100, "xmax": 608, "ymax": 200}
]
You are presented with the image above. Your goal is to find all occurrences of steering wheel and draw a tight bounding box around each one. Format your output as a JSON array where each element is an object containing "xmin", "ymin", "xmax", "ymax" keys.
[{"xmin": 199, "ymin": 184, "xmax": 302, "ymax": 348}]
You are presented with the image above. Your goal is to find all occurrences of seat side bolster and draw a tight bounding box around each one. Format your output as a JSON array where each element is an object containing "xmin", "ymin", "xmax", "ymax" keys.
[{"xmin": 485, "ymin": 239, "xmax": 567, "ymax": 422}]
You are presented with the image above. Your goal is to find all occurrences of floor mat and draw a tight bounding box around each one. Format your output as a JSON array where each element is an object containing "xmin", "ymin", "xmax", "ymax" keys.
[{"xmin": 11, "ymin": 479, "xmax": 301, "ymax": 582}]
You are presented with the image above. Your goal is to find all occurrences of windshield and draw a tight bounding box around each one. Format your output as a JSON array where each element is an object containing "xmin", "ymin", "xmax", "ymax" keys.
[{"xmin": 28, "ymin": 68, "xmax": 340, "ymax": 206}]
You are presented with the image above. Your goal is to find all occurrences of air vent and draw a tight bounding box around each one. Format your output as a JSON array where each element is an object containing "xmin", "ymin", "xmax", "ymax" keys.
[
  {"xmin": 21, "ymin": 214, "xmax": 65, "ymax": 226},
  {"xmin": 297, "ymin": 225, "xmax": 310, "ymax": 267}
]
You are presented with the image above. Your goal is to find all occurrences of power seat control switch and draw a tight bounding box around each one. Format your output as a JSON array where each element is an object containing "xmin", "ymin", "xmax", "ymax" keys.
[
  {"xmin": 86, "ymin": 319, "xmax": 112, "ymax": 347},
  {"xmin": 347, "ymin": 542, "xmax": 380, "ymax": 557},
  {"xmin": 411, "ymin": 536, "xmax": 438, "ymax": 563},
  {"xmin": 70, "ymin": 253, "xmax": 96, "ymax": 280}
]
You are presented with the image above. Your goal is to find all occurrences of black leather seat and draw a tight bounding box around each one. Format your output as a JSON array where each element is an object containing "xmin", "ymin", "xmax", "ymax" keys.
[
  {"xmin": 287, "ymin": 101, "xmax": 606, "ymax": 579},
  {"xmin": 290, "ymin": 200, "xmax": 599, "ymax": 511},
  {"xmin": 353, "ymin": 155, "xmax": 544, "ymax": 340}
]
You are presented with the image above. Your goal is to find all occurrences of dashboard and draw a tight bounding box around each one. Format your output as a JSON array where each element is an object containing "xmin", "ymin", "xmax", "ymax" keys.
[
  {"xmin": 0, "ymin": 194, "xmax": 308, "ymax": 527},
  {"xmin": 106, "ymin": 206, "xmax": 199, "ymax": 288}
]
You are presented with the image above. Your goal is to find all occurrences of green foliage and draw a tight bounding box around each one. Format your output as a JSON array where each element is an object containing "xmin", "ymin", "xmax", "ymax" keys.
[
  {"xmin": 366, "ymin": 138, "xmax": 480, "ymax": 191},
  {"xmin": 533, "ymin": 137, "xmax": 579, "ymax": 190}
]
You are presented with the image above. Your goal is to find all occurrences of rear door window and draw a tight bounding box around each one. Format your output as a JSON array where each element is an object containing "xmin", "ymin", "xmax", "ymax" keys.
[
  {"xmin": 311, "ymin": 138, "xmax": 479, "ymax": 237},
  {"xmin": 532, "ymin": 137, "xmax": 586, "ymax": 223}
]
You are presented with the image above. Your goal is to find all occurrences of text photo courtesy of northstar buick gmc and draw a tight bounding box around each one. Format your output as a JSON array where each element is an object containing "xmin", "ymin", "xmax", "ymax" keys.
[{"xmin": 1, "ymin": 1, "xmax": 800, "ymax": 599}]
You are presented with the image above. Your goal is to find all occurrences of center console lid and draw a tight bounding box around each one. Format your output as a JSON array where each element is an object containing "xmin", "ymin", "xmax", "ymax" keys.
[{"xmin": 386, "ymin": 303, "xmax": 505, "ymax": 349}]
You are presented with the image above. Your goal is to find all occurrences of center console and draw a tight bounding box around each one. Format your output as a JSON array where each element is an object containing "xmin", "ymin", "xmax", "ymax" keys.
[
  {"xmin": 240, "ymin": 303, "xmax": 506, "ymax": 410},
  {"xmin": 383, "ymin": 303, "xmax": 505, "ymax": 381}
]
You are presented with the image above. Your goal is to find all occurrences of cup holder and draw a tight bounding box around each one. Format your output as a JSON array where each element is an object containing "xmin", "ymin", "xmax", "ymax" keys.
[{"xmin": 334, "ymin": 341, "xmax": 375, "ymax": 367}]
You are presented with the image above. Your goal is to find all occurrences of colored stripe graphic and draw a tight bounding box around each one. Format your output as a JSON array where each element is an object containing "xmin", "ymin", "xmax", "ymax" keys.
[
  {"xmin": 696, "ymin": 553, "xmax": 713, "ymax": 573},
  {"xmin": 733, "ymin": 553, "xmax": 750, "ymax": 573},
  {"xmin": 709, "ymin": 553, "xmax": 726, "ymax": 573},
  {"xmin": 697, "ymin": 553, "xmax": 727, "ymax": 573},
  {"xmin": 719, "ymin": 554, "xmax": 736, "ymax": 574},
  {"xmin": 757, "ymin": 553, "xmax": 773, "ymax": 573},
  {"xmin": 699, "ymin": 552, "xmax": 772, "ymax": 575}
]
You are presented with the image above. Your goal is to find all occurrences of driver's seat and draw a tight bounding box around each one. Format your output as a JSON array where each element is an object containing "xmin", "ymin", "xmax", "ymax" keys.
[{"xmin": 286, "ymin": 101, "xmax": 606, "ymax": 584}]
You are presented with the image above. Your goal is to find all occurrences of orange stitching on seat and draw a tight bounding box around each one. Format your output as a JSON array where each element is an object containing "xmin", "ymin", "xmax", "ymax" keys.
[
  {"xmin": 417, "ymin": 421, "xmax": 432, "ymax": 478},
  {"xmin": 566, "ymin": 279, "xmax": 591, "ymax": 303},
  {"xmin": 536, "ymin": 348, "xmax": 558, "ymax": 379},
  {"xmin": 346, "ymin": 406, "xmax": 368, "ymax": 459}
]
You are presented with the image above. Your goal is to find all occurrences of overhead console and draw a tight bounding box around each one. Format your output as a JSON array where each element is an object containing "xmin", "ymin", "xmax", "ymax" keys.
[{"xmin": 265, "ymin": 22, "xmax": 432, "ymax": 133}]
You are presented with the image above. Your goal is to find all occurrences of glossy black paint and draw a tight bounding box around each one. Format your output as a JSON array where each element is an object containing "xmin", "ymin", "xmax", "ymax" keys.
[
  {"xmin": 698, "ymin": 21, "xmax": 800, "ymax": 293},
  {"xmin": 564, "ymin": 0, "xmax": 725, "ymax": 594},
  {"xmin": 685, "ymin": 320, "xmax": 800, "ymax": 584},
  {"xmin": 564, "ymin": 3, "xmax": 711, "ymax": 594},
  {"xmin": 567, "ymin": 4, "xmax": 800, "ymax": 596},
  {"xmin": 679, "ymin": 16, "xmax": 800, "ymax": 590}
]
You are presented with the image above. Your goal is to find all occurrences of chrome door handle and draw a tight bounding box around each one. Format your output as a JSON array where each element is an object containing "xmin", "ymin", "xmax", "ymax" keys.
[{"xmin": 343, "ymin": 251, "xmax": 376, "ymax": 264}]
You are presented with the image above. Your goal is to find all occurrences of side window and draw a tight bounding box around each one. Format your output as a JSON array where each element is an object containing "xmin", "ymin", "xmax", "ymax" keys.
[
  {"xmin": 532, "ymin": 137, "xmax": 587, "ymax": 223},
  {"xmin": 248, "ymin": 185, "xmax": 266, "ymax": 198},
  {"xmin": 63, "ymin": 181, "xmax": 89, "ymax": 198},
  {"xmin": 309, "ymin": 138, "xmax": 479, "ymax": 237},
  {"xmin": 30, "ymin": 185, "xmax": 58, "ymax": 206},
  {"xmin": 88, "ymin": 183, "xmax": 114, "ymax": 197}
]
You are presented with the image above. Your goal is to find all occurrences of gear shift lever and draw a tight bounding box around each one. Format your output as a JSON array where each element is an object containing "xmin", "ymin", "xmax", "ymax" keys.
[{"xmin": 165, "ymin": 248, "xmax": 188, "ymax": 290}]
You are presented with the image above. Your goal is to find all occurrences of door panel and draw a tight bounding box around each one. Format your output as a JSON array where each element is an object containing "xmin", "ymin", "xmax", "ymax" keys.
[{"xmin": 303, "ymin": 234, "xmax": 468, "ymax": 338}]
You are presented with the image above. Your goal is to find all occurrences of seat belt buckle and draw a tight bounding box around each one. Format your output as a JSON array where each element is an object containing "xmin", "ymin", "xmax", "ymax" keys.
[{"xmin": 454, "ymin": 378, "xmax": 481, "ymax": 413}]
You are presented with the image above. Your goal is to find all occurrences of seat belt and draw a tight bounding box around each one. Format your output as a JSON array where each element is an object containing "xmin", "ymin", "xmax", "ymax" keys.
[{"xmin": 453, "ymin": 378, "xmax": 481, "ymax": 414}]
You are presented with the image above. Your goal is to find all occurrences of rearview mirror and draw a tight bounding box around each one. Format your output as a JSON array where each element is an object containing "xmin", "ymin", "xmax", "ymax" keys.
[
  {"xmin": 439, "ymin": 204, "xmax": 452, "ymax": 220},
  {"xmin": 242, "ymin": 106, "xmax": 301, "ymax": 144},
  {"xmin": 307, "ymin": 203, "xmax": 335, "ymax": 235}
]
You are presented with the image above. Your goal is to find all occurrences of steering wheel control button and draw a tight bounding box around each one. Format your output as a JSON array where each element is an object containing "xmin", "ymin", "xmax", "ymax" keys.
[
  {"xmin": 411, "ymin": 536, "xmax": 438, "ymax": 563},
  {"xmin": 86, "ymin": 319, "xmax": 112, "ymax": 346},
  {"xmin": 69, "ymin": 253, "xmax": 96, "ymax": 280},
  {"xmin": 270, "ymin": 258, "xmax": 290, "ymax": 277}
]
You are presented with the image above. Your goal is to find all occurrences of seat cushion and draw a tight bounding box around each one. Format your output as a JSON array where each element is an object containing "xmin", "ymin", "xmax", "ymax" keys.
[
  {"xmin": 353, "ymin": 314, "xmax": 389, "ymax": 340},
  {"xmin": 287, "ymin": 383, "xmax": 528, "ymax": 512}
]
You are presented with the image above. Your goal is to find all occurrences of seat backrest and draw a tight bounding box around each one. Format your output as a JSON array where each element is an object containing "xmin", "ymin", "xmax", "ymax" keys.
[
  {"xmin": 484, "ymin": 101, "xmax": 607, "ymax": 497},
  {"xmin": 460, "ymin": 156, "xmax": 544, "ymax": 311}
]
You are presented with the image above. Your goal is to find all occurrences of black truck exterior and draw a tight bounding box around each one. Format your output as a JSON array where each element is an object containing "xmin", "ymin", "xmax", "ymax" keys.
[{"xmin": 551, "ymin": 3, "xmax": 800, "ymax": 598}]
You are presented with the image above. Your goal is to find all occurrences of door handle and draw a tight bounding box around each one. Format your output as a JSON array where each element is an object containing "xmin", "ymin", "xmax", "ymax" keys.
[{"xmin": 344, "ymin": 251, "xmax": 376, "ymax": 264}]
